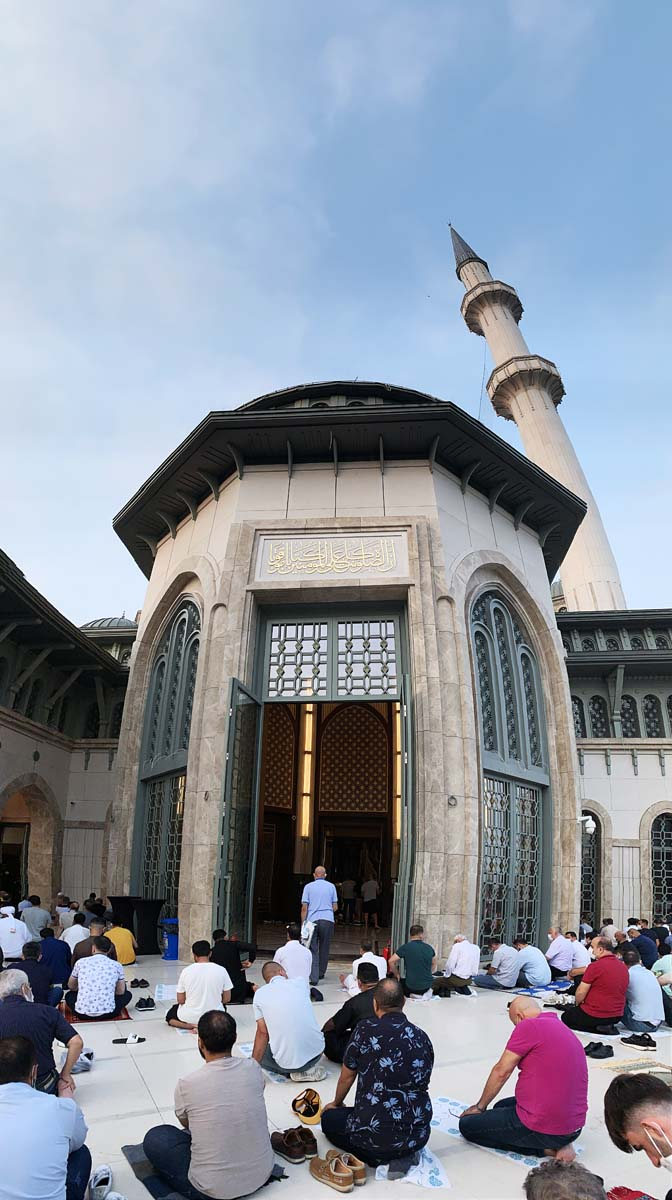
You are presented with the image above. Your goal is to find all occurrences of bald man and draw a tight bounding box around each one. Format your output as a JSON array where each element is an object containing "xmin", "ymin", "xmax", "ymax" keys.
[
  {"xmin": 301, "ymin": 866, "xmax": 338, "ymax": 987},
  {"xmin": 459, "ymin": 996, "xmax": 588, "ymax": 1161}
]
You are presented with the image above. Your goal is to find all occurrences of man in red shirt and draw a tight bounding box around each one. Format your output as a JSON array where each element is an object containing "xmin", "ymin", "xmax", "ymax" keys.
[
  {"xmin": 459, "ymin": 995, "xmax": 588, "ymax": 1160},
  {"xmin": 561, "ymin": 936, "xmax": 629, "ymax": 1035}
]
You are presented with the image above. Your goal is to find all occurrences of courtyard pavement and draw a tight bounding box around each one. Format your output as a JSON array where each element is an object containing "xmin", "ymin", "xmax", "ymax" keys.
[{"xmin": 65, "ymin": 954, "xmax": 671, "ymax": 1199}]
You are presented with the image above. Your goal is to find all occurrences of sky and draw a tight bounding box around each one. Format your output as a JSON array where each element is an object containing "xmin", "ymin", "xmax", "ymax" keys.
[{"xmin": 1, "ymin": 1, "xmax": 670, "ymax": 624}]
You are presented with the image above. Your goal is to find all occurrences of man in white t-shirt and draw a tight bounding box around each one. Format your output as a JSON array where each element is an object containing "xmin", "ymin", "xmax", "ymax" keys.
[
  {"xmin": 339, "ymin": 940, "xmax": 387, "ymax": 997},
  {"xmin": 274, "ymin": 924, "xmax": 312, "ymax": 985},
  {"xmin": 361, "ymin": 877, "xmax": 380, "ymax": 931},
  {"xmin": 433, "ymin": 934, "xmax": 482, "ymax": 996},
  {"xmin": 61, "ymin": 914, "xmax": 89, "ymax": 953},
  {"xmin": 166, "ymin": 940, "xmax": 232, "ymax": 1030},
  {"xmin": 0, "ymin": 907, "xmax": 31, "ymax": 962},
  {"xmin": 252, "ymin": 963, "xmax": 326, "ymax": 1082}
]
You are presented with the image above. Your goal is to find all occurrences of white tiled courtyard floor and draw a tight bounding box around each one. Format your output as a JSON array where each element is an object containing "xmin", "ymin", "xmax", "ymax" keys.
[{"xmin": 68, "ymin": 954, "xmax": 671, "ymax": 1200}]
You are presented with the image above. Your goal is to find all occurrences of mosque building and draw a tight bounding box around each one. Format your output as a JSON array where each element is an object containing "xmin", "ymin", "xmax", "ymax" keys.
[{"xmin": 1, "ymin": 232, "xmax": 671, "ymax": 955}]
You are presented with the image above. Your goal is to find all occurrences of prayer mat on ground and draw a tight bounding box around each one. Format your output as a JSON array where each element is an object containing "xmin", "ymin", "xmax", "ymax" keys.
[
  {"xmin": 510, "ymin": 980, "xmax": 573, "ymax": 996},
  {"xmin": 122, "ymin": 1144, "xmax": 286, "ymax": 1199},
  {"xmin": 60, "ymin": 1002, "xmax": 131, "ymax": 1024},
  {"xmin": 573, "ymin": 1027, "xmax": 672, "ymax": 1041},
  {"xmin": 154, "ymin": 984, "xmax": 177, "ymax": 1002},
  {"xmin": 430, "ymin": 1097, "xmax": 584, "ymax": 1169},
  {"xmin": 237, "ymin": 1042, "xmax": 294, "ymax": 1084},
  {"xmin": 375, "ymin": 1147, "xmax": 449, "ymax": 1188}
]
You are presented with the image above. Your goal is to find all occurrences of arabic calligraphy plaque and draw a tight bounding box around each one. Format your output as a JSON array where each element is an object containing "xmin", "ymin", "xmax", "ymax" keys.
[{"xmin": 256, "ymin": 532, "xmax": 408, "ymax": 582}]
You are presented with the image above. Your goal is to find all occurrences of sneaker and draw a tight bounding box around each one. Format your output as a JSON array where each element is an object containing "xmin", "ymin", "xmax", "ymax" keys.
[
  {"xmin": 309, "ymin": 1156, "xmax": 354, "ymax": 1193},
  {"xmin": 271, "ymin": 1129, "xmax": 306, "ymax": 1164},
  {"xmin": 290, "ymin": 1065, "xmax": 328, "ymax": 1083},
  {"xmin": 620, "ymin": 1033, "xmax": 657, "ymax": 1051},
  {"xmin": 89, "ymin": 1164, "xmax": 113, "ymax": 1200}
]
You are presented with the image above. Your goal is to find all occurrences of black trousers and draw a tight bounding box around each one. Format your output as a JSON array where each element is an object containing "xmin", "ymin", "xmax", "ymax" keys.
[
  {"xmin": 324, "ymin": 1027, "xmax": 350, "ymax": 1064},
  {"xmin": 561, "ymin": 1005, "xmax": 623, "ymax": 1032},
  {"xmin": 549, "ymin": 965, "xmax": 569, "ymax": 981},
  {"xmin": 321, "ymin": 1106, "xmax": 429, "ymax": 1168}
]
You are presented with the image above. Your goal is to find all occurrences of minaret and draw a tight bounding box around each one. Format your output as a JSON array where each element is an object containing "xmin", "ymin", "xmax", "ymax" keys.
[{"xmin": 451, "ymin": 227, "xmax": 625, "ymax": 612}]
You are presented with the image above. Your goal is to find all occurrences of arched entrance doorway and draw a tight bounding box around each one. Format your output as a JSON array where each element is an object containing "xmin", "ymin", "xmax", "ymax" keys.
[{"xmin": 0, "ymin": 775, "xmax": 62, "ymax": 904}]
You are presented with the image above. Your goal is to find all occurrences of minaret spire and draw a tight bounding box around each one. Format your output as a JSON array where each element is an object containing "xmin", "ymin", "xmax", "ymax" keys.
[
  {"xmin": 452, "ymin": 228, "xmax": 625, "ymax": 612},
  {"xmin": 449, "ymin": 225, "xmax": 489, "ymax": 277}
]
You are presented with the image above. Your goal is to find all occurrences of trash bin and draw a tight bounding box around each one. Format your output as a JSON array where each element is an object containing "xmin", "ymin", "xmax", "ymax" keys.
[{"xmin": 161, "ymin": 918, "xmax": 179, "ymax": 961}]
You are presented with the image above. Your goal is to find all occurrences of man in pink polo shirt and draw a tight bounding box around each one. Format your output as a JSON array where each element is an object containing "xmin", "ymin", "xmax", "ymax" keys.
[{"xmin": 459, "ymin": 995, "xmax": 588, "ymax": 1160}]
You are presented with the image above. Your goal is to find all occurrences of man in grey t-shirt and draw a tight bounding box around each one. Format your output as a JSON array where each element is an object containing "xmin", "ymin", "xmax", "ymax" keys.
[
  {"xmin": 144, "ymin": 1011, "xmax": 274, "ymax": 1200},
  {"xmin": 473, "ymin": 937, "xmax": 520, "ymax": 989}
]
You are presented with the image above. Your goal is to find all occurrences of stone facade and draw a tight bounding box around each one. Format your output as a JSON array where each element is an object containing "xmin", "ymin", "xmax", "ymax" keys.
[{"xmin": 110, "ymin": 456, "xmax": 581, "ymax": 957}]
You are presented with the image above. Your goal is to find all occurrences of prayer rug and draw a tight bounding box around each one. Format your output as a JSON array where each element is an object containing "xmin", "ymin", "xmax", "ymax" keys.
[
  {"xmin": 430, "ymin": 1097, "xmax": 584, "ymax": 1168},
  {"xmin": 237, "ymin": 1042, "xmax": 293, "ymax": 1084},
  {"xmin": 510, "ymin": 980, "xmax": 573, "ymax": 996},
  {"xmin": 375, "ymin": 1147, "xmax": 449, "ymax": 1188},
  {"xmin": 122, "ymin": 1143, "xmax": 286, "ymax": 1199},
  {"xmin": 572, "ymin": 1027, "xmax": 672, "ymax": 1041},
  {"xmin": 154, "ymin": 984, "xmax": 177, "ymax": 1002},
  {"xmin": 60, "ymin": 1002, "xmax": 131, "ymax": 1024}
]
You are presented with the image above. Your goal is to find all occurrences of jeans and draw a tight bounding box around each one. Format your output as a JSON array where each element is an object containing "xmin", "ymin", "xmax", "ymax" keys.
[
  {"xmin": 143, "ymin": 1127, "xmax": 216, "ymax": 1200},
  {"xmin": 65, "ymin": 988, "xmax": 132, "ymax": 1019},
  {"xmin": 472, "ymin": 973, "xmax": 505, "ymax": 990},
  {"xmin": 66, "ymin": 1145, "xmax": 92, "ymax": 1200},
  {"xmin": 459, "ymin": 1097, "xmax": 581, "ymax": 1156},
  {"xmin": 322, "ymin": 1106, "xmax": 429, "ymax": 1167},
  {"xmin": 310, "ymin": 920, "xmax": 334, "ymax": 985},
  {"xmin": 622, "ymin": 1002, "xmax": 660, "ymax": 1034},
  {"xmin": 260, "ymin": 1044, "xmax": 323, "ymax": 1077},
  {"xmin": 48, "ymin": 984, "xmax": 63, "ymax": 1007}
]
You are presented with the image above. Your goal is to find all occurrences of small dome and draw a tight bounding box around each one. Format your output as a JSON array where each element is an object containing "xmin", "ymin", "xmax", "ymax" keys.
[{"xmin": 81, "ymin": 617, "xmax": 138, "ymax": 631}]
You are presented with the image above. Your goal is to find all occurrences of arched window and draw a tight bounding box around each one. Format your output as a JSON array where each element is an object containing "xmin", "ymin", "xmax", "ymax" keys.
[
  {"xmin": 621, "ymin": 695, "xmax": 640, "ymax": 738},
  {"xmin": 643, "ymin": 695, "xmax": 664, "ymax": 738},
  {"xmin": 110, "ymin": 701, "xmax": 124, "ymax": 739},
  {"xmin": 580, "ymin": 811, "xmax": 601, "ymax": 927},
  {"xmin": 656, "ymin": 636, "xmax": 670, "ymax": 650},
  {"xmin": 605, "ymin": 637, "xmax": 620, "ymax": 651},
  {"xmin": 134, "ymin": 598, "xmax": 201, "ymax": 917},
  {"xmin": 24, "ymin": 679, "xmax": 43, "ymax": 722},
  {"xmin": 572, "ymin": 696, "xmax": 586, "ymax": 739},
  {"xmin": 471, "ymin": 591, "xmax": 549, "ymax": 946},
  {"xmin": 652, "ymin": 813, "xmax": 672, "ymax": 918},
  {"xmin": 581, "ymin": 638, "xmax": 596, "ymax": 652},
  {"xmin": 589, "ymin": 695, "xmax": 610, "ymax": 738},
  {"xmin": 630, "ymin": 636, "xmax": 645, "ymax": 650},
  {"xmin": 83, "ymin": 702, "xmax": 100, "ymax": 739}
]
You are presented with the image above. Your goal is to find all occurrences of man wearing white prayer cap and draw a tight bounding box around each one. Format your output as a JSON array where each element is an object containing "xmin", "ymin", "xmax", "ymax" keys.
[{"xmin": 0, "ymin": 906, "xmax": 32, "ymax": 961}]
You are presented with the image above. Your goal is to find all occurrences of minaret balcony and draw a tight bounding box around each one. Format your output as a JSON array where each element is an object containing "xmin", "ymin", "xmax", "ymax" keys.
[
  {"xmin": 460, "ymin": 280, "xmax": 524, "ymax": 335},
  {"xmin": 486, "ymin": 354, "xmax": 566, "ymax": 420}
]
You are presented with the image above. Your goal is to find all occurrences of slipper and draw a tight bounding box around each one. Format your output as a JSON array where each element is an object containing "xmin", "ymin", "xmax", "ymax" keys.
[
  {"xmin": 292, "ymin": 1088, "xmax": 322, "ymax": 1125},
  {"xmin": 584, "ymin": 1042, "xmax": 599, "ymax": 1055},
  {"xmin": 138, "ymin": 979, "xmax": 149, "ymax": 988},
  {"xmin": 588, "ymin": 1044, "xmax": 614, "ymax": 1059},
  {"xmin": 129, "ymin": 980, "xmax": 141, "ymax": 989}
]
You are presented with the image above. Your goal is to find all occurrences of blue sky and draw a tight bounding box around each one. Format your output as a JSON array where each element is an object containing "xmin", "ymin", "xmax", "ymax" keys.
[{"xmin": 1, "ymin": 1, "xmax": 670, "ymax": 623}]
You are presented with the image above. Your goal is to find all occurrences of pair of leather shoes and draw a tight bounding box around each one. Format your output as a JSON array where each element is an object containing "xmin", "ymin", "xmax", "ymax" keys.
[
  {"xmin": 270, "ymin": 1127, "xmax": 317, "ymax": 1163},
  {"xmin": 130, "ymin": 978, "xmax": 149, "ymax": 989},
  {"xmin": 585, "ymin": 1041, "xmax": 613, "ymax": 1058},
  {"xmin": 136, "ymin": 997, "xmax": 155, "ymax": 1010},
  {"xmin": 309, "ymin": 1151, "xmax": 366, "ymax": 1191}
]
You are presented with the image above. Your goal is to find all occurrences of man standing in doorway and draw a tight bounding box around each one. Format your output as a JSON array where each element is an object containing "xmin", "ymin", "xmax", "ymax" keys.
[
  {"xmin": 361, "ymin": 876, "xmax": 380, "ymax": 931},
  {"xmin": 301, "ymin": 866, "xmax": 338, "ymax": 987}
]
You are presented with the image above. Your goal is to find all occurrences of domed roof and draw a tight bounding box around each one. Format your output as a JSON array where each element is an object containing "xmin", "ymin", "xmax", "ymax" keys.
[
  {"xmin": 235, "ymin": 380, "xmax": 446, "ymax": 413},
  {"xmin": 80, "ymin": 616, "xmax": 137, "ymax": 631}
]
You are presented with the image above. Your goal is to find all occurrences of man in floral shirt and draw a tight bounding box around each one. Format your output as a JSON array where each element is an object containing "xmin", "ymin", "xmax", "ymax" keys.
[{"xmin": 321, "ymin": 977, "xmax": 434, "ymax": 1169}]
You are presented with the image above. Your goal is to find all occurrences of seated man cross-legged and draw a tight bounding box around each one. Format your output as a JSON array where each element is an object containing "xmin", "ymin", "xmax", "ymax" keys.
[
  {"xmin": 323, "ymin": 962, "xmax": 379, "ymax": 1063},
  {"xmin": 460, "ymin": 995, "xmax": 588, "ymax": 1161},
  {"xmin": 561, "ymin": 936, "xmax": 629, "ymax": 1035},
  {"xmin": 0, "ymin": 969, "xmax": 83, "ymax": 1096},
  {"xmin": 620, "ymin": 944, "xmax": 664, "ymax": 1044},
  {"xmin": 252, "ymin": 962, "xmax": 326, "ymax": 1081},
  {"xmin": 432, "ymin": 933, "xmax": 481, "ymax": 996},
  {"xmin": 210, "ymin": 928, "xmax": 256, "ymax": 1004},
  {"xmin": 389, "ymin": 924, "xmax": 436, "ymax": 996},
  {"xmin": 0, "ymin": 1036, "xmax": 92, "ymax": 1200},
  {"xmin": 166, "ymin": 940, "xmax": 233, "ymax": 1030},
  {"xmin": 473, "ymin": 937, "xmax": 520, "ymax": 990},
  {"xmin": 65, "ymin": 935, "xmax": 132, "ymax": 1020},
  {"xmin": 19, "ymin": 940, "xmax": 63, "ymax": 1006},
  {"xmin": 339, "ymin": 938, "xmax": 387, "ymax": 997},
  {"xmin": 144, "ymin": 1011, "xmax": 274, "ymax": 1200},
  {"xmin": 512, "ymin": 936, "xmax": 552, "ymax": 988},
  {"xmin": 322, "ymin": 977, "xmax": 434, "ymax": 1171}
]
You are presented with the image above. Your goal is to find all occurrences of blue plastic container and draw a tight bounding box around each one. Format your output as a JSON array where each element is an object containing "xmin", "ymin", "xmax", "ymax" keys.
[{"xmin": 161, "ymin": 917, "xmax": 179, "ymax": 960}]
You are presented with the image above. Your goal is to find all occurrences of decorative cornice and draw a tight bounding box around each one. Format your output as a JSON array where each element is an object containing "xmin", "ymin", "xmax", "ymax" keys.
[
  {"xmin": 460, "ymin": 280, "xmax": 523, "ymax": 335},
  {"xmin": 487, "ymin": 354, "xmax": 565, "ymax": 419}
]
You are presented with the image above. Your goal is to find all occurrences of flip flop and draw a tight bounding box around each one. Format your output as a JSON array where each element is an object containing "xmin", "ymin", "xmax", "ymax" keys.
[{"xmin": 291, "ymin": 1088, "xmax": 322, "ymax": 1125}]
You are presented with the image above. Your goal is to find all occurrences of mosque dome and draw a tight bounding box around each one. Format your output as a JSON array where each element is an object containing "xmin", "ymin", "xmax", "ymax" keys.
[{"xmin": 80, "ymin": 616, "xmax": 138, "ymax": 630}]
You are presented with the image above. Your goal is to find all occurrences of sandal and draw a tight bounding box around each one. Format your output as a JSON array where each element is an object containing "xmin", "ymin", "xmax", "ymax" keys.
[{"xmin": 291, "ymin": 1087, "xmax": 322, "ymax": 1125}]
